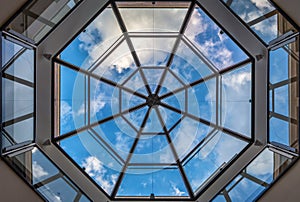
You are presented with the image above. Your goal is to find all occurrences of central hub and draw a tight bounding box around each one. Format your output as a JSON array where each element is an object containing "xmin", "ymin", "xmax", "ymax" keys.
[{"xmin": 147, "ymin": 94, "xmax": 160, "ymax": 107}]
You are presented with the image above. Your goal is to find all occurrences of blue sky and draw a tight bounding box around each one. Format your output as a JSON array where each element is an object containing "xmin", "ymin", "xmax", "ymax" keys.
[
  {"xmin": 1, "ymin": 0, "xmax": 298, "ymax": 201},
  {"xmin": 57, "ymin": 2, "xmax": 252, "ymax": 197},
  {"xmin": 52, "ymin": 0, "xmax": 297, "ymax": 199}
]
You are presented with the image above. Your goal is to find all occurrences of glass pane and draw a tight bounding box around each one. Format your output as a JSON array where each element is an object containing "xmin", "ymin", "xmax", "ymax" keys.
[
  {"xmin": 169, "ymin": 117, "xmax": 213, "ymax": 161},
  {"xmin": 59, "ymin": 65, "xmax": 87, "ymax": 135},
  {"xmin": 142, "ymin": 68, "xmax": 165, "ymax": 93},
  {"xmin": 92, "ymin": 117, "xmax": 136, "ymax": 161},
  {"xmin": 214, "ymin": 148, "xmax": 295, "ymax": 202},
  {"xmin": 1, "ymin": 36, "xmax": 35, "ymax": 147},
  {"xmin": 60, "ymin": 5, "xmax": 122, "ymax": 69},
  {"xmin": 221, "ymin": 64, "xmax": 252, "ymax": 137},
  {"xmin": 118, "ymin": 167, "xmax": 188, "ymax": 197},
  {"xmin": 131, "ymin": 37, "xmax": 176, "ymax": 66},
  {"xmin": 118, "ymin": 2, "xmax": 190, "ymax": 32},
  {"xmin": 2, "ymin": 78, "xmax": 34, "ymax": 122},
  {"xmin": 185, "ymin": 4, "xmax": 248, "ymax": 69},
  {"xmin": 90, "ymin": 77, "xmax": 119, "ymax": 124},
  {"xmin": 223, "ymin": 0, "xmax": 297, "ymax": 44},
  {"xmin": 91, "ymin": 40, "xmax": 137, "ymax": 83},
  {"xmin": 5, "ymin": 147, "xmax": 90, "ymax": 201},
  {"xmin": 123, "ymin": 70, "xmax": 148, "ymax": 96},
  {"xmin": 3, "ymin": 117, "xmax": 34, "ymax": 144},
  {"xmin": 188, "ymin": 77, "xmax": 217, "ymax": 123},
  {"xmin": 5, "ymin": 0, "xmax": 82, "ymax": 43},
  {"xmin": 130, "ymin": 134, "xmax": 174, "ymax": 164},
  {"xmin": 269, "ymin": 36, "xmax": 299, "ymax": 150},
  {"xmin": 159, "ymin": 70, "xmax": 184, "ymax": 95},
  {"xmin": 171, "ymin": 40, "xmax": 214, "ymax": 84},
  {"xmin": 184, "ymin": 131, "xmax": 247, "ymax": 193},
  {"xmin": 59, "ymin": 131, "xmax": 122, "ymax": 194}
]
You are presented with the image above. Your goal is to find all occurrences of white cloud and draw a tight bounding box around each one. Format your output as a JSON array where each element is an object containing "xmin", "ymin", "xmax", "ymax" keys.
[
  {"xmin": 32, "ymin": 161, "xmax": 49, "ymax": 179},
  {"xmin": 170, "ymin": 182, "xmax": 186, "ymax": 196},
  {"xmin": 60, "ymin": 101, "xmax": 73, "ymax": 130},
  {"xmin": 222, "ymin": 71, "xmax": 251, "ymax": 91},
  {"xmin": 219, "ymin": 67, "xmax": 252, "ymax": 136},
  {"xmin": 246, "ymin": 149, "xmax": 273, "ymax": 176},
  {"xmin": 250, "ymin": 0, "xmax": 273, "ymax": 10},
  {"xmin": 82, "ymin": 156, "xmax": 117, "ymax": 194},
  {"xmin": 185, "ymin": 8, "xmax": 235, "ymax": 68}
]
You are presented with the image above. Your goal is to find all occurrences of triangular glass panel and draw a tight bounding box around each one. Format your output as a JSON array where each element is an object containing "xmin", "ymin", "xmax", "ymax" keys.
[
  {"xmin": 143, "ymin": 108, "xmax": 164, "ymax": 133},
  {"xmin": 142, "ymin": 68, "xmax": 164, "ymax": 93},
  {"xmin": 123, "ymin": 70, "xmax": 148, "ymax": 96},
  {"xmin": 123, "ymin": 106, "xmax": 149, "ymax": 130},
  {"xmin": 170, "ymin": 40, "xmax": 214, "ymax": 84},
  {"xmin": 161, "ymin": 90, "xmax": 186, "ymax": 113},
  {"xmin": 130, "ymin": 134, "xmax": 175, "ymax": 164},
  {"xmin": 92, "ymin": 117, "xmax": 136, "ymax": 161},
  {"xmin": 60, "ymin": 4, "xmax": 123, "ymax": 70},
  {"xmin": 91, "ymin": 40, "xmax": 137, "ymax": 84},
  {"xmin": 159, "ymin": 70, "xmax": 184, "ymax": 96},
  {"xmin": 117, "ymin": 2, "xmax": 190, "ymax": 32},
  {"xmin": 158, "ymin": 106, "xmax": 182, "ymax": 131},
  {"xmin": 188, "ymin": 76, "xmax": 217, "ymax": 124},
  {"xmin": 121, "ymin": 89, "xmax": 145, "ymax": 112},
  {"xmin": 131, "ymin": 37, "xmax": 176, "ymax": 66}
]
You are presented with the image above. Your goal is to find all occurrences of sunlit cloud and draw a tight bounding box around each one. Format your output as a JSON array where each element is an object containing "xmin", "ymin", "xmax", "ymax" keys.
[
  {"xmin": 170, "ymin": 182, "xmax": 186, "ymax": 196},
  {"xmin": 82, "ymin": 156, "xmax": 118, "ymax": 194},
  {"xmin": 32, "ymin": 161, "xmax": 49, "ymax": 179}
]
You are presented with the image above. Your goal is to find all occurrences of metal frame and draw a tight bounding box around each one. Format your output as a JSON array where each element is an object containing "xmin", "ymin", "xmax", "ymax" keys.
[
  {"xmin": 52, "ymin": 0, "xmax": 255, "ymax": 200},
  {"xmin": 1, "ymin": 0, "xmax": 299, "ymax": 201},
  {"xmin": 1, "ymin": 31, "xmax": 36, "ymax": 152},
  {"xmin": 1, "ymin": 0, "xmax": 84, "ymax": 45},
  {"xmin": 3, "ymin": 144, "xmax": 92, "ymax": 202}
]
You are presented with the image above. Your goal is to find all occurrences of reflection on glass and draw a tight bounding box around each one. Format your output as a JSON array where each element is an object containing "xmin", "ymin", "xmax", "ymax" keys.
[
  {"xmin": 54, "ymin": 1, "xmax": 253, "ymax": 199},
  {"xmin": 183, "ymin": 131, "xmax": 247, "ymax": 193},
  {"xmin": 60, "ymin": 5, "xmax": 122, "ymax": 69},
  {"xmin": 59, "ymin": 131, "xmax": 122, "ymax": 194},
  {"xmin": 131, "ymin": 37, "xmax": 175, "ymax": 66},
  {"xmin": 5, "ymin": 147, "xmax": 90, "ymax": 201},
  {"xmin": 117, "ymin": 2, "xmax": 190, "ymax": 32},
  {"xmin": 185, "ymin": 4, "xmax": 248, "ymax": 69},
  {"xmin": 222, "ymin": 0, "xmax": 297, "ymax": 44},
  {"xmin": 212, "ymin": 147, "xmax": 296, "ymax": 202},
  {"xmin": 5, "ymin": 0, "xmax": 82, "ymax": 43},
  {"xmin": 59, "ymin": 65, "xmax": 87, "ymax": 135},
  {"xmin": 118, "ymin": 167, "xmax": 188, "ymax": 197},
  {"xmin": 269, "ymin": 36, "xmax": 299, "ymax": 150},
  {"xmin": 221, "ymin": 64, "xmax": 252, "ymax": 137},
  {"xmin": 1, "ymin": 36, "xmax": 34, "ymax": 148}
]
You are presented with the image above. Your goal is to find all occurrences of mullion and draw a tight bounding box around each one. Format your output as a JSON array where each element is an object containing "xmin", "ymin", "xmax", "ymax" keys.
[
  {"xmin": 111, "ymin": 1, "xmax": 153, "ymax": 95},
  {"xmin": 55, "ymin": 102, "xmax": 147, "ymax": 142},
  {"xmin": 160, "ymin": 102, "xmax": 251, "ymax": 142},
  {"xmin": 154, "ymin": 2, "xmax": 196, "ymax": 96},
  {"xmin": 54, "ymin": 58, "xmax": 148, "ymax": 100},
  {"xmin": 111, "ymin": 107, "xmax": 152, "ymax": 198},
  {"xmin": 155, "ymin": 107, "xmax": 194, "ymax": 198}
]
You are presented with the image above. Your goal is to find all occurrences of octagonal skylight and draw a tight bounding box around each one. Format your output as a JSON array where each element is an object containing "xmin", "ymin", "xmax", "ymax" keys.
[{"xmin": 53, "ymin": 1, "xmax": 252, "ymax": 199}]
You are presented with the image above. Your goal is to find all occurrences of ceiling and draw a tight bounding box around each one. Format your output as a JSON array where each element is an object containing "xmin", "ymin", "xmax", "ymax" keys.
[{"xmin": 0, "ymin": 0, "xmax": 299, "ymax": 201}]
